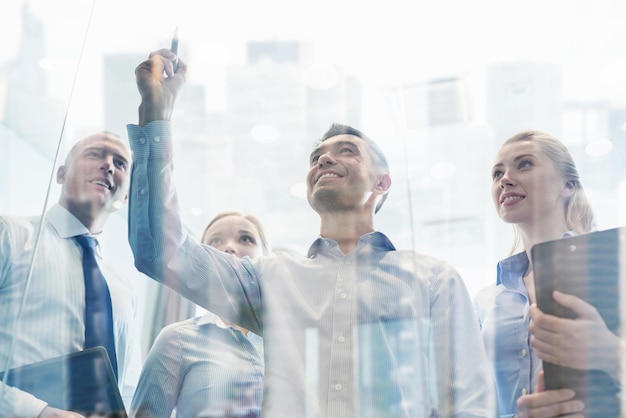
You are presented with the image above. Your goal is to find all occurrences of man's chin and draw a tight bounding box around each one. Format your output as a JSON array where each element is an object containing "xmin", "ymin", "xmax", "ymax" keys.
[
  {"xmin": 309, "ymin": 190, "xmax": 349, "ymax": 212},
  {"xmin": 109, "ymin": 199, "xmax": 126, "ymax": 210}
]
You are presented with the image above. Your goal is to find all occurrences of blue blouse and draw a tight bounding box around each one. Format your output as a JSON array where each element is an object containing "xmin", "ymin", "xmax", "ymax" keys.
[{"xmin": 474, "ymin": 251, "xmax": 541, "ymax": 418}]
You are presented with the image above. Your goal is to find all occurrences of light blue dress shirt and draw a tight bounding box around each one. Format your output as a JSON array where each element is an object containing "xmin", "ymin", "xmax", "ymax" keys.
[
  {"xmin": 474, "ymin": 251, "xmax": 539, "ymax": 418},
  {"xmin": 127, "ymin": 121, "xmax": 496, "ymax": 418},
  {"xmin": 474, "ymin": 233, "xmax": 579, "ymax": 417},
  {"xmin": 131, "ymin": 312, "xmax": 264, "ymax": 418},
  {"xmin": 0, "ymin": 204, "xmax": 142, "ymax": 417}
]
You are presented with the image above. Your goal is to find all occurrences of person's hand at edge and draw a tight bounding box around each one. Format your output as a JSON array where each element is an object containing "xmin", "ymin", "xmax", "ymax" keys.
[
  {"xmin": 515, "ymin": 371, "xmax": 584, "ymax": 418},
  {"xmin": 529, "ymin": 291, "xmax": 622, "ymax": 378},
  {"xmin": 135, "ymin": 48, "xmax": 187, "ymax": 127}
]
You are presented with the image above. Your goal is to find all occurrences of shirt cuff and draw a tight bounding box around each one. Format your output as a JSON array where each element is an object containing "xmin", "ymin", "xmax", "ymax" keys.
[
  {"xmin": 127, "ymin": 121, "xmax": 173, "ymax": 161},
  {"xmin": 0, "ymin": 385, "xmax": 48, "ymax": 418}
]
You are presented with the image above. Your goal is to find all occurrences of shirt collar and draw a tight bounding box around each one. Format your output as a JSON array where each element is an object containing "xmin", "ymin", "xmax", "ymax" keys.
[
  {"xmin": 46, "ymin": 203, "xmax": 90, "ymax": 239},
  {"xmin": 307, "ymin": 230, "xmax": 396, "ymax": 258},
  {"xmin": 197, "ymin": 311, "xmax": 220, "ymax": 326},
  {"xmin": 496, "ymin": 231, "xmax": 578, "ymax": 288},
  {"xmin": 497, "ymin": 251, "xmax": 529, "ymax": 288},
  {"xmin": 198, "ymin": 312, "xmax": 261, "ymax": 341}
]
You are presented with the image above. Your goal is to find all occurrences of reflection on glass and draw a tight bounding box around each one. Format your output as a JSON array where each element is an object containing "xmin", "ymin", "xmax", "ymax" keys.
[{"xmin": 2, "ymin": 1, "xmax": 626, "ymax": 417}]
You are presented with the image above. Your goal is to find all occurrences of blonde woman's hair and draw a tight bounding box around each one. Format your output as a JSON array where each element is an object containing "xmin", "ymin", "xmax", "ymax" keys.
[{"xmin": 501, "ymin": 130, "xmax": 596, "ymax": 254}]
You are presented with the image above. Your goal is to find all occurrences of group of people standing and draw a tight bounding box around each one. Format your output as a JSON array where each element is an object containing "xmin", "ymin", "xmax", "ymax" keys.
[{"xmin": 0, "ymin": 44, "xmax": 623, "ymax": 418}]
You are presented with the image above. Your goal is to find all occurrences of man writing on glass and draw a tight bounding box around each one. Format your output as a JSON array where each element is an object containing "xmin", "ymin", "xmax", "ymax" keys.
[{"xmin": 127, "ymin": 48, "xmax": 495, "ymax": 418}]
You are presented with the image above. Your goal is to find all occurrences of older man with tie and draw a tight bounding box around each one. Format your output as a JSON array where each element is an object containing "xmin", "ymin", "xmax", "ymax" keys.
[{"xmin": 0, "ymin": 131, "xmax": 141, "ymax": 418}]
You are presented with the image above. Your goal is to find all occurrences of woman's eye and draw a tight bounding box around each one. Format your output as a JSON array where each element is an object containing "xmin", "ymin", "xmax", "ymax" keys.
[
  {"xmin": 518, "ymin": 160, "xmax": 532, "ymax": 169},
  {"xmin": 492, "ymin": 170, "xmax": 503, "ymax": 180},
  {"xmin": 208, "ymin": 238, "xmax": 222, "ymax": 246},
  {"xmin": 241, "ymin": 235, "xmax": 256, "ymax": 245}
]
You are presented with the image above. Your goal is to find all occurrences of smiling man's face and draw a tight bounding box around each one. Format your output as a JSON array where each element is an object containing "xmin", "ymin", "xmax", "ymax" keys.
[
  {"xmin": 57, "ymin": 132, "xmax": 131, "ymax": 216},
  {"xmin": 306, "ymin": 134, "xmax": 384, "ymax": 214}
]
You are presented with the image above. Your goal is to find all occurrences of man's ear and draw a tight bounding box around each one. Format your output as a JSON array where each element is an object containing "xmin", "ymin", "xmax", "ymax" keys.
[
  {"xmin": 374, "ymin": 173, "xmax": 392, "ymax": 195},
  {"xmin": 561, "ymin": 180, "xmax": 575, "ymax": 197},
  {"xmin": 56, "ymin": 165, "xmax": 67, "ymax": 185},
  {"xmin": 373, "ymin": 173, "xmax": 392, "ymax": 214}
]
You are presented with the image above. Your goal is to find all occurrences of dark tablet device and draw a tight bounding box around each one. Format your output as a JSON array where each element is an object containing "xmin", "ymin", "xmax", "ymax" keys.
[
  {"xmin": 532, "ymin": 226, "xmax": 626, "ymax": 418},
  {"xmin": 2, "ymin": 346, "xmax": 127, "ymax": 417}
]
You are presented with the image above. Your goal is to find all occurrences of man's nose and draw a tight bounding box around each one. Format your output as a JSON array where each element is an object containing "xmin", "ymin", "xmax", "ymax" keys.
[
  {"xmin": 318, "ymin": 153, "xmax": 335, "ymax": 168},
  {"xmin": 101, "ymin": 155, "xmax": 115, "ymax": 174}
]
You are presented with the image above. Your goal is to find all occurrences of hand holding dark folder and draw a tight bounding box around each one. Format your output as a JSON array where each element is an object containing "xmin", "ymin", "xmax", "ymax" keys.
[
  {"xmin": 531, "ymin": 226, "xmax": 626, "ymax": 418},
  {"xmin": 530, "ymin": 290, "xmax": 621, "ymax": 372}
]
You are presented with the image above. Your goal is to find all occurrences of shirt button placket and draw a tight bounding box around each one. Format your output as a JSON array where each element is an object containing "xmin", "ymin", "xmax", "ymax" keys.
[{"xmin": 327, "ymin": 257, "xmax": 354, "ymax": 412}]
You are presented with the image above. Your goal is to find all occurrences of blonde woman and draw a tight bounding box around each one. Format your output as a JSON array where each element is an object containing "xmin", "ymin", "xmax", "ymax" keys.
[
  {"xmin": 131, "ymin": 211, "xmax": 269, "ymax": 418},
  {"xmin": 475, "ymin": 130, "xmax": 624, "ymax": 418}
]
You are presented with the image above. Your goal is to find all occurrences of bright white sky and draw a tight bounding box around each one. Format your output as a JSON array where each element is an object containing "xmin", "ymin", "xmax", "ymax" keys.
[
  {"xmin": 4, "ymin": 0, "xmax": 626, "ymax": 85},
  {"xmin": 3, "ymin": 0, "xmax": 626, "ymax": 136}
]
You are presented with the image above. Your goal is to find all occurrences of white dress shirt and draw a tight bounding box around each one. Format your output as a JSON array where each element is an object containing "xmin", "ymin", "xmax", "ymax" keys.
[
  {"xmin": 0, "ymin": 204, "xmax": 142, "ymax": 417},
  {"xmin": 128, "ymin": 121, "xmax": 496, "ymax": 418}
]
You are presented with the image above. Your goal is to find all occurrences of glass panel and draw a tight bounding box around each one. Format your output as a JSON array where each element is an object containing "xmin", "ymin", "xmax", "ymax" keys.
[{"xmin": 2, "ymin": 1, "xmax": 625, "ymax": 417}]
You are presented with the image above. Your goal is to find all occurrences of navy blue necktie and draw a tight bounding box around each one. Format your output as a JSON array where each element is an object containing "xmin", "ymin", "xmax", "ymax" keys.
[{"xmin": 74, "ymin": 235, "xmax": 118, "ymax": 380}]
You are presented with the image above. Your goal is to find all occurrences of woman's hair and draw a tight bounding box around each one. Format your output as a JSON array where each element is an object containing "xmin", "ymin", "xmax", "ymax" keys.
[
  {"xmin": 502, "ymin": 130, "xmax": 596, "ymax": 253},
  {"xmin": 201, "ymin": 211, "xmax": 271, "ymax": 256}
]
